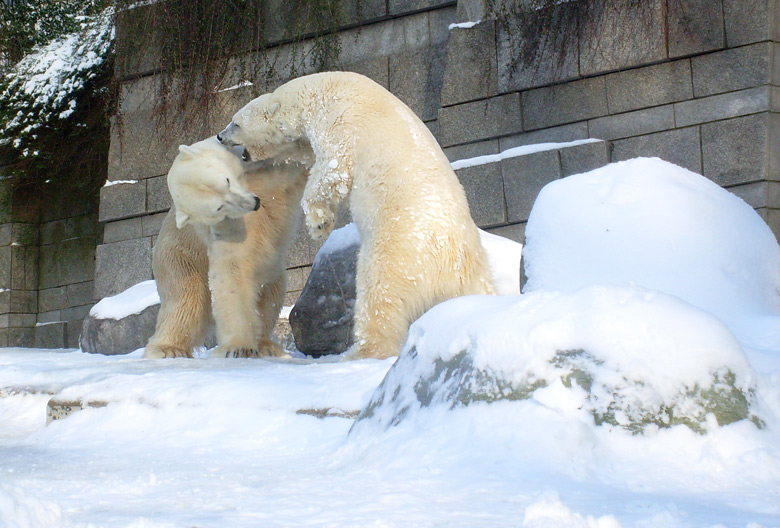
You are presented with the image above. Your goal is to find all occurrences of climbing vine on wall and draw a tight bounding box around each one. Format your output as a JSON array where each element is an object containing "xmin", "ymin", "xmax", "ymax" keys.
[
  {"xmin": 113, "ymin": 0, "xmax": 352, "ymax": 134},
  {"xmin": 486, "ymin": 0, "xmax": 660, "ymax": 74}
]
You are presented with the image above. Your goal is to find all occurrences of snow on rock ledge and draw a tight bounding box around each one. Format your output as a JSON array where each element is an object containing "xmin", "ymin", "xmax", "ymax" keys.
[{"xmin": 353, "ymin": 286, "xmax": 761, "ymax": 435}]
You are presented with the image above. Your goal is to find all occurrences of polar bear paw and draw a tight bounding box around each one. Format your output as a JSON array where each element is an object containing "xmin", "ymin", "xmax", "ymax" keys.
[
  {"xmin": 144, "ymin": 345, "xmax": 193, "ymax": 359},
  {"xmin": 305, "ymin": 213, "xmax": 335, "ymax": 241},
  {"xmin": 209, "ymin": 341, "xmax": 291, "ymax": 359}
]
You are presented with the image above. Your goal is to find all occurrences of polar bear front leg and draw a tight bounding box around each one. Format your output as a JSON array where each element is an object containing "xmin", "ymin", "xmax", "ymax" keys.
[
  {"xmin": 254, "ymin": 272, "xmax": 289, "ymax": 358},
  {"xmin": 301, "ymin": 154, "xmax": 352, "ymax": 241},
  {"xmin": 206, "ymin": 251, "xmax": 264, "ymax": 359}
]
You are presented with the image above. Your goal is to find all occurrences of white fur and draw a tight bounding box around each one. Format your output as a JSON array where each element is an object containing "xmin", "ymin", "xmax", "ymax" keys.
[
  {"xmin": 144, "ymin": 137, "xmax": 308, "ymax": 359},
  {"xmin": 219, "ymin": 72, "xmax": 495, "ymax": 359}
]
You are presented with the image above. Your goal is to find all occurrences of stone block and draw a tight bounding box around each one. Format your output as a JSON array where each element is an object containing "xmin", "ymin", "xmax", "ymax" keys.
[
  {"xmin": 103, "ymin": 217, "xmax": 144, "ymax": 244},
  {"xmin": 727, "ymin": 181, "xmax": 780, "ymax": 209},
  {"xmin": 389, "ymin": 0, "xmax": 452, "ymax": 15},
  {"xmin": 589, "ymin": 105, "xmax": 675, "ymax": 141},
  {"xmin": 440, "ymin": 21, "xmax": 497, "ymax": 106},
  {"xmin": 0, "ymin": 247, "xmax": 9, "ymax": 289},
  {"xmin": 34, "ymin": 322, "xmax": 67, "ymax": 349},
  {"xmin": 723, "ymin": 0, "xmax": 772, "ymax": 46},
  {"xmin": 702, "ymin": 113, "xmax": 769, "ymax": 186},
  {"xmin": 66, "ymin": 282, "xmax": 95, "ymax": 309},
  {"xmin": 438, "ymin": 93, "xmax": 522, "ymax": 147},
  {"xmin": 0, "ymin": 290, "xmax": 9, "ymax": 314},
  {"xmin": 559, "ymin": 140, "xmax": 611, "ymax": 177},
  {"xmin": 114, "ymin": 2, "xmax": 162, "ymax": 79},
  {"xmin": 7, "ymin": 327, "xmax": 34, "ymax": 348},
  {"xmin": 444, "ymin": 139, "xmax": 499, "ymax": 163},
  {"xmin": 338, "ymin": 12, "xmax": 430, "ymax": 66},
  {"xmin": 455, "ymin": 162, "xmax": 507, "ymax": 227},
  {"xmin": 38, "ymin": 238, "xmax": 96, "ymax": 290},
  {"xmin": 9, "ymin": 313, "xmax": 36, "ymax": 328},
  {"xmin": 692, "ymin": 43, "xmax": 772, "ymax": 98},
  {"xmin": 285, "ymin": 266, "xmax": 312, "ymax": 293},
  {"xmin": 496, "ymin": 2, "xmax": 579, "ymax": 93},
  {"xmin": 502, "ymin": 150, "xmax": 561, "ymax": 223},
  {"xmin": 61, "ymin": 305, "xmax": 92, "ymax": 323},
  {"xmin": 36, "ymin": 310, "xmax": 62, "ymax": 324},
  {"xmin": 11, "ymin": 223, "xmax": 38, "ymax": 246},
  {"xmin": 668, "ymin": 0, "xmax": 725, "ymax": 58},
  {"xmin": 765, "ymin": 209, "xmax": 780, "ymax": 242},
  {"xmin": 675, "ymin": 87, "xmax": 770, "ymax": 127},
  {"xmin": 0, "ymin": 223, "xmax": 10, "ymax": 246},
  {"xmin": 605, "ymin": 60, "xmax": 693, "ymax": 114},
  {"xmin": 579, "ymin": 0, "xmax": 666, "ymax": 75},
  {"xmin": 340, "ymin": 58, "xmax": 390, "ymax": 91},
  {"xmin": 428, "ymin": 5, "xmax": 457, "ymax": 45},
  {"xmin": 99, "ymin": 181, "xmax": 147, "ymax": 223},
  {"xmin": 67, "ymin": 321, "xmax": 83, "ymax": 349},
  {"xmin": 522, "ymin": 77, "xmax": 608, "ymax": 131},
  {"xmin": 94, "ymin": 238, "xmax": 153, "ymax": 299},
  {"xmin": 143, "ymin": 213, "xmax": 168, "ymax": 238},
  {"xmin": 147, "ymin": 175, "xmax": 172, "ymax": 214},
  {"xmin": 39, "ymin": 287, "xmax": 67, "ymax": 313},
  {"xmin": 10, "ymin": 290, "xmax": 37, "ymax": 314},
  {"xmin": 612, "ymin": 127, "xmax": 702, "ymax": 174},
  {"xmin": 11, "ymin": 246, "xmax": 38, "ymax": 290},
  {"xmin": 498, "ymin": 122, "xmax": 590, "ymax": 151},
  {"xmin": 107, "ymin": 111, "xmax": 187, "ymax": 184},
  {"xmin": 389, "ymin": 43, "xmax": 447, "ymax": 122}
]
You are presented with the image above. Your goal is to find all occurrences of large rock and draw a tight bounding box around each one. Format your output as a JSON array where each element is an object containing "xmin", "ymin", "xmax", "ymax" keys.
[
  {"xmin": 290, "ymin": 224, "xmax": 523, "ymax": 357},
  {"xmin": 290, "ymin": 225, "xmax": 359, "ymax": 357},
  {"xmin": 80, "ymin": 303, "xmax": 159, "ymax": 355}
]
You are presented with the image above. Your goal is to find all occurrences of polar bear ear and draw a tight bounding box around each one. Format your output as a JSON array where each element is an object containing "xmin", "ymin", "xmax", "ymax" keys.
[
  {"xmin": 177, "ymin": 144, "xmax": 198, "ymax": 159},
  {"xmin": 267, "ymin": 102, "xmax": 280, "ymax": 117},
  {"xmin": 175, "ymin": 209, "xmax": 190, "ymax": 229}
]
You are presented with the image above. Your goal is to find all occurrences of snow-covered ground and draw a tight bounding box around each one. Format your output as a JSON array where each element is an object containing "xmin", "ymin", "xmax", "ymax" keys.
[{"xmin": 2, "ymin": 158, "xmax": 780, "ymax": 527}]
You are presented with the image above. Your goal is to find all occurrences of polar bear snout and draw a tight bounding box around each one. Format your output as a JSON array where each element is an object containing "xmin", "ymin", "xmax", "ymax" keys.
[{"xmin": 217, "ymin": 123, "xmax": 239, "ymax": 147}]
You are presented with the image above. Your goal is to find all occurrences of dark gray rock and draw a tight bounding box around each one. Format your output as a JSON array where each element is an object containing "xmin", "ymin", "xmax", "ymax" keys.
[
  {"xmin": 290, "ymin": 231, "xmax": 359, "ymax": 357},
  {"xmin": 80, "ymin": 303, "xmax": 159, "ymax": 355}
]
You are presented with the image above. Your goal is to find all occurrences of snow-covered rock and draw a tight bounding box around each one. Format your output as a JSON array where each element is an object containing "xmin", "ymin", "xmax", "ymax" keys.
[
  {"xmin": 355, "ymin": 158, "xmax": 779, "ymax": 435},
  {"xmin": 353, "ymin": 286, "xmax": 761, "ymax": 434},
  {"xmin": 523, "ymin": 157, "xmax": 780, "ymax": 349}
]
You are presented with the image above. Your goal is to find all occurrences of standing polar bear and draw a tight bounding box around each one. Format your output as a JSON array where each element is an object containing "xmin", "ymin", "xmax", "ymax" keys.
[
  {"xmin": 218, "ymin": 71, "xmax": 495, "ymax": 359},
  {"xmin": 144, "ymin": 137, "xmax": 309, "ymax": 359}
]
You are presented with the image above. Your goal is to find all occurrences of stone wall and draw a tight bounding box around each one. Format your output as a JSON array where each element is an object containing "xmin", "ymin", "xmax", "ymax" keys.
[
  {"xmin": 6, "ymin": 0, "xmax": 777, "ymax": 349},
  {"xmin": 0, "ymin": 179, "xmax": 102, "ymax": 349}
]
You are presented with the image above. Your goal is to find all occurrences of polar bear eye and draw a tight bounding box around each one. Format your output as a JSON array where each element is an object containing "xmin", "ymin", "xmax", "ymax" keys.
[{"xmin": 225, "ymin": 178, "xmax": 230, "ymax": 188}]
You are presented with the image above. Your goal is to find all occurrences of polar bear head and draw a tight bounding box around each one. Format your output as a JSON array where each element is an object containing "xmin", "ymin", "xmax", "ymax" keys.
[
  {"xmin": 217, "ymin": 91, "xmax": 305, "ymax": 162},
  {"xmin": 167, "ymin": 137, "xmax": 261, "ymax": 228}
]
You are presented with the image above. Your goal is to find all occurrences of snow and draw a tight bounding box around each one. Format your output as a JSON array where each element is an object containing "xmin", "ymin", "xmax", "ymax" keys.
[
  {"xmin": 449, "ymin": 21, "xmax": 481, "ymax": 30},
  {"xmin": 102, "ymin": 179, "xmax": 139, "ymax": 188},
  {"xmin": 89, "ymin": 280, "xmax": 159, "ymax": 320},
  {"xmin": 2, "ymin": 157, "xmax": 780, "ymax": 527},
  {"xmin": 0, "ymin": 7, "xmax": 114, "ymax": 154},
  {"xmin": 450, "ymin": 138, "xmax": 602, "ymax": 170}
]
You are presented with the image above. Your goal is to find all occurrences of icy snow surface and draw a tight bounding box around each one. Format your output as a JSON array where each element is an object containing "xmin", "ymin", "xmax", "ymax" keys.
[{"xmin": 1, "ymin": 158, "xmax": 780, "ymax": 527}]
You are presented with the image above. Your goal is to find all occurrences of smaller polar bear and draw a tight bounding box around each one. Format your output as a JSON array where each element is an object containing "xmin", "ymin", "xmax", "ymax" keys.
[
  {"xmin": 144, "ymin": 136, "xmax": 310, "ymax": 359},
  {"xmin": 218, "ymin": 72, "xmax": 495, "ymax": 359}
]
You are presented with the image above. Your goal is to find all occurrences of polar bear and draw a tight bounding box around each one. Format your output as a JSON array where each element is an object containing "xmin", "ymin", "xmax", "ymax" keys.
[
  {"xmin": 217, "ymin": 71, "xmax": 495, "ymax": 359},
  {"xmin": 144, "ymin": 136, "xmax": 310, "ymax": 359}
]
